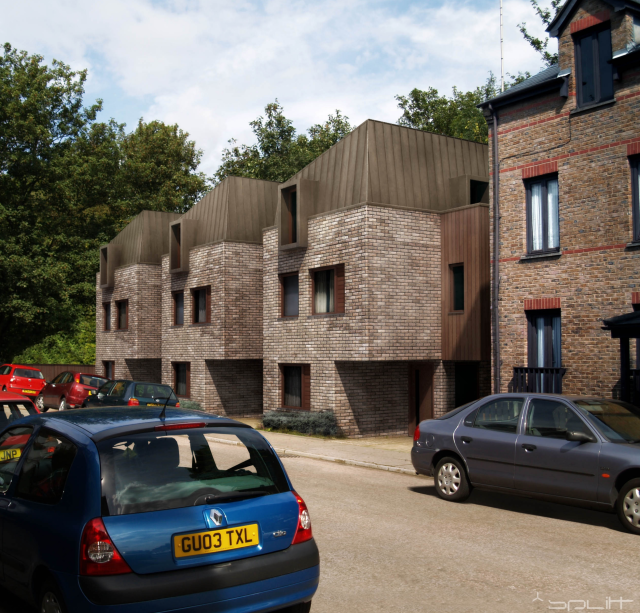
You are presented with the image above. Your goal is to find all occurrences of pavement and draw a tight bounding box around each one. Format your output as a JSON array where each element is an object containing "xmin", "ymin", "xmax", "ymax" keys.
[{"xmin": 235, "ymin": 418, "xmax": 420, "ymax": 476}]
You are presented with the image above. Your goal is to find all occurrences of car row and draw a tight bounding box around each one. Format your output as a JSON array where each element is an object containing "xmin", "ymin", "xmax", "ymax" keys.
[{"xmin": 36, "ymin": 371, "xmax": 110, "ymax": 411}]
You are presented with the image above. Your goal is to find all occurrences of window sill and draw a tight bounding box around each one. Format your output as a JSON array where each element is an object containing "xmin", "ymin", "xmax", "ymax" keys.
[
  {"xmin": 520, "ymin": 251, "xmax": 561, "ymax": 262},
  {"xmin": 448, "ymin": 311, "xmax": 464, "ymax": 316},
  {"xmin": 308, "ymin": 313, "xmax": 345, "ymax": 319},
  {"xmin": 114, "ymin": 328, "xmax": 129, "ymax": 332},
  {"xmin": 570, "ymin": 98, "xmax": 615, "ymax": 116},
  {"xmin": 276, "ymin": 406, "xmax": 310, "ymax": 412},
  {"xmin": 278, "ymin": 316, "xmax": 299, "ymax": 321},
  {"xmin": 190, "ymin": 323, "xmax": 211, "ymax": 327},
  {"xmin": 279, "ymin": 242, "xmax": 305, "ymax": 252},
  {"xmin": 625, "ymin": 241, "xmax": 640, "ymax": 250},
  {"xmin": 170, "ymin": 325, "xmax": 184, "ymax": 329}
]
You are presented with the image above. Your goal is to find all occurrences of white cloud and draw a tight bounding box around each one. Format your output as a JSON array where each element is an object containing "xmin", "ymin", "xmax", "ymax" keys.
[{"xmin": 1, "ymin": 0, "xmax": 552, "ymax": 174}]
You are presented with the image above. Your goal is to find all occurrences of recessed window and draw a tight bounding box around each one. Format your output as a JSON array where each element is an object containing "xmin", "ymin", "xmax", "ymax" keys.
[
  {"xmin": 191, "ymin": 286, "xmax": 211, "ymax": 324},
  {"xmin": 527, "ymin": 310, "xmax": 561, "ymax": 368},
  {"xmin": 575, "ymin": 26, "xmax": 613, "ymax": 108},
  {"xmin": 284, "ymin": 188, "xmax": 297, "ymax": 244},
  {"xmin": 281, "ymin": 364, "xmax": 310, "ymax": 410},
  {"xmin": 312, "ymin": 265, "xmax": 345, "ymax": 315},
  {"xmin": 100, "ymin": 247, "xmax": 108, "ymax": 286},
  {"xmin": 171, "ymin": 224, "xmax": 181, "ymax": 270},
  {"xmin": 173, "ymin": 362, "xmax": 190, "ymax": 397},
  {"xmin": 281, "ymin": 273, "xmax": 299, "ymax": 317},
  {"xmin": 526, "ymin": 176, "xmax": 559, "ymax": 254},
  {"xmin": 115, "ymin": 300, "xmax": 128, "ymax": 330},
  {"xmin": 470, "ymin": 180, "xmax": 489, "ymax": 204},
  {"xmin": 451, "ymin": 264, "xmax": 464, "ymax": 311},
  {"xmin": 631, "ymin": 157, "xmax": 640, "ymax": 242},
  {"xmin": 173, "ymin": 291, "xmax": 184, "ymax": 326},
  {"xmin": 103, "ymin": 361, "xmax": 115, "ymax": 380},
  {"xmin": 103, "ymin": 303, "xmax": 111, "ymax": 331}
]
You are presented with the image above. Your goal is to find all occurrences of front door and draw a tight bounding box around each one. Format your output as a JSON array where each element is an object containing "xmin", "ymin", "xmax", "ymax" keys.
[{"xmin": 408, "ymin": 363, "xmax": 433, "ymax": 432}]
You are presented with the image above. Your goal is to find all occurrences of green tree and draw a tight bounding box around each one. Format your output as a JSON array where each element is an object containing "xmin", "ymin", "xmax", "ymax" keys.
[
  {"xmin": 213, "ymin": 101, "xmax": 352, "ymax": 184},
  {"xmin": 518, "ymin": 0, "xmax": 563, "ymax": 66}
]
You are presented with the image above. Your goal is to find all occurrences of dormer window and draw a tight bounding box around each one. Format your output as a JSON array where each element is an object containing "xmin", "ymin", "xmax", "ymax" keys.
[
  {"xmin": 284, "ymin": 187, "xmax": 297, "ymax": 244},
  {"xmin": 575, "ymin": 26, "xmax": 613, "ymax": 108}
]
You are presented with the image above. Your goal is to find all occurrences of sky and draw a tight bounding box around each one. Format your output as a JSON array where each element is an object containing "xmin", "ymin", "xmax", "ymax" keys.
[{"xmin": 1, "ymin": 0, "xmax": 555, "ymax": 175}]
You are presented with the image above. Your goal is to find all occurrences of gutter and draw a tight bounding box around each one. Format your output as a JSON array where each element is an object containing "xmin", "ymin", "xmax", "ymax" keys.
[{"xmin": 489, "ymin": 104, "xmax": 501, "ymax": 394}]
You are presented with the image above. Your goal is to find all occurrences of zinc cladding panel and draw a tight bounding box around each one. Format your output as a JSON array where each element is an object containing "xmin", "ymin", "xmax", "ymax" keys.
[
  {"xmin": 110, "ymin": 213, "xmax": 143, "ymax": 267},
  {"xmin": 139, "ymin": 211, "xmax": 181, "ymax": 264}
]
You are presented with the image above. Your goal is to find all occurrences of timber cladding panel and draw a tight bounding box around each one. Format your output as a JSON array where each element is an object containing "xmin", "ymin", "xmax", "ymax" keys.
[{"xmin": 441, "ymin": 205, "xmax": 490, "ymax": 361}]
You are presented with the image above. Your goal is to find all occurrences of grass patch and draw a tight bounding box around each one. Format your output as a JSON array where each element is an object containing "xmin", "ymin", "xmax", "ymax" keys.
[{"xmin": 262, "ymin": 410, "xmax": 342, "ymax": 437}]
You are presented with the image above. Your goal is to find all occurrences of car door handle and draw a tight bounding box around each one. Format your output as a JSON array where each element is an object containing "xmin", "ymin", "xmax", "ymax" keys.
[
  {"xmin": 461, "ymin": 436, "xmax": 473, "ymax": 444},
  {"xmin": 0, "ymin": 500, "xmax": 15, "ymax": 510},
  {"xmin": 522, "ymin": 443, "xmax": 537, "ymax": 452}
]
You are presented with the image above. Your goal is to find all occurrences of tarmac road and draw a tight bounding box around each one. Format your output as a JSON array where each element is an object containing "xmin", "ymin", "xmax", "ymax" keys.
[{"xmin": 1, "ymin": 455, "xmax": 639, "ymax": 613}]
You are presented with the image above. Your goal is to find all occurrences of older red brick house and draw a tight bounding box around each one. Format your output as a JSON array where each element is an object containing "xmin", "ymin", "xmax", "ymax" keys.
[
  {"xmin": 480, "ymin": 0, "xmax": 640, "ymax": 400},
  {"xmin": 97, "ymin": 121, "xmax": 491, "ymax": 436}
]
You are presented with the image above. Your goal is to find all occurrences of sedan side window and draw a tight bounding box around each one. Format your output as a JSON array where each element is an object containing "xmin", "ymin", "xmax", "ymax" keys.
[
  {"xmin": 16, "ymin": 428, "xmax": 77, "ymax": 504},
  {"xmin": 474, "ymin": 399, "xmax": 525, "ymax": 433},
  {"xmin": 0, "ymin": 426, "xmax": 34, "ymax": 493},
  {"xmin": 98, "ymin": 381, "xmax": 115, "ymax": 395},
  {"xmin": 109, "ymin": 382, "xmax": 128, "ymax": 398},
  {"xmin": 526, "ymin": 399, "xmax": 591, "ymax": 438},
  {"xmin": 51, "ymin": 373, "xmax": 66, "ymax": 384},
  {"xmin": 0, "ymin": 366, "xmax": 13, "ymax": 376}
]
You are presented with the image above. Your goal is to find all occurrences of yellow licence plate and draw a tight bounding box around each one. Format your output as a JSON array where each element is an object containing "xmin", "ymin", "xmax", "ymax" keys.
[
  {"xmin": 21, "ymin": 390, "xmax": 36, "ymax": 394},
  {"xmin": 146, "ymin": 402, "xmax": 162, "ymax": 407},
  {"xmin": 88, "ymin": 390, "xmax": 94, "ymax": 395},
  {"xmin": 174, "ymin": 524, "xmax": 259, "ymax": 559},
  {"xmin": 0, "ymin": 448, "xmax": 21, "ymax": 462}
]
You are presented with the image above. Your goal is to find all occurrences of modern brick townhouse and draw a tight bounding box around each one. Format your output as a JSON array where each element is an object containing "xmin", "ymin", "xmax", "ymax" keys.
[
  {"xmin": 480, "ymin": 0, "xmax": 640, "ymax": 401},
  {"xmin": 96, "ymin": 120, "xmax": 492, "ymax": 436}
]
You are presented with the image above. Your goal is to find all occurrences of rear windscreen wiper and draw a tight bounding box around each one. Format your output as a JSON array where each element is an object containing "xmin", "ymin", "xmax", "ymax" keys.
[{"xmin": 195, "ymin": 491, "xmax": 269, "ymax": 506}]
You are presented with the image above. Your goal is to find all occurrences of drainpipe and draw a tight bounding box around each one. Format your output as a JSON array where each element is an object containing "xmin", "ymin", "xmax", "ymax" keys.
[{"xmin": 489, "ymin": 104, "xmax": 501, "ymax": 394}]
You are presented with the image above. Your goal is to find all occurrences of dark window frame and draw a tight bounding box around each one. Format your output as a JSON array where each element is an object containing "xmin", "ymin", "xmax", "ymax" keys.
[
  {"xmin": 279, "ymin": 363, "xmax": 310, "ymax": 410},
  {"xmin": 103, "ymin": 302, "xmax": 111, "ymax": 332},
  {"xmin": 631, "ymin": 156, "xmax": 640, "ymax": 242},
  {"xmin": 280, "ymin": 272, "xmax": 300, "ymax": 318},
  {"xmin": 115, "ymin": 300, "xmax": 128, "ymax": 330},
  {"xmin": 574, "ymin": 24, "xmax": 614, "ymax": 110},
  {"xmin": 190, "ymin": 286, "xmax": 211, "ymax": 325},
  {"xmin": 450, "ymin": 263, "xmax": 464, "ymax": 312},
  {"xmin": 310, "ymin": 264, "xmax": 345, "ymax": 315},
  {"xmin": 527, "ymin": 309, "xmax": 562, "ymax": 368},
  {"xmin": 103, "ymin": 361, "xmax": 115, "ymax": 380},
  {"xmin": 525, "ymin": 174, "xmax": 560, "ymax": 255},
  {"xmin": 172, "ymin": 290, "xmax": 185, "ymax": 326},
  {"xmin": 172, "ymin": 362, "xmax": 190, "ymax": 398}
]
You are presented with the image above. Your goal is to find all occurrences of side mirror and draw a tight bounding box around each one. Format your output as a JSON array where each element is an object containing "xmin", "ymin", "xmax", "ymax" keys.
[{"xmin": 566, "ymin": 430, "xmax": 595, "ymax": 443}]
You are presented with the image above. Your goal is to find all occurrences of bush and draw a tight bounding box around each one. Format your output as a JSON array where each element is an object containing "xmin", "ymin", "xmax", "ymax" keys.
[
  {"xmin": 262, "ymin": 410, "xmax": 340, "ymax": 437},
  {"xmin": 180, "ymin": 399, "xmax": 202, "ymax": 411}
]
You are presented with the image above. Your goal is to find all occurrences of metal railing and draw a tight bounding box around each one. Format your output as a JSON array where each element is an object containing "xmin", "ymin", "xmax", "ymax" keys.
[{"xmin": 512, "ymin": 367, "xmax": 567, "ymax": 394}]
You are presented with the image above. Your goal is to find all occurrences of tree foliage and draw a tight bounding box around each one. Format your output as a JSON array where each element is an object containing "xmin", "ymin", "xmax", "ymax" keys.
[
  {"xmin": 213, "ymin": 101, "xmax": 352, "ymax": 184},
  {"xmin": 0, "ymin": 43, "xmax": 210, "ymax": 363},
  {"xmin": 518, "ymin": 0, "xmax": 563, "ymax": 66}
]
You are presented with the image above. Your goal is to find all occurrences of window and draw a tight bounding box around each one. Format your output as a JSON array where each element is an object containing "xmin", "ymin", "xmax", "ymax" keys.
[
  {"xmin": 575, "ymin": 26, "xmax": 613, "ymax": 108},
  {"xmin": 451, "ymin": 264, "xmax": 464, "ymax": 311},
  {"xmin": 16, "ymin": 429, "xmax": 77, "ymax": 504},
  {"xmin": 171, "ymin": 224, "xmax": 181, "ymax": 269},
  {"xmin": 78, "ymin": 375, "xmax": 109, "ymax": 388},
  {"xmin": 103, "ymin": 361, "xmax": 115, "ymax": 380},
  {"xmin": 173, "ymin": 291, "xmax": 184, "ymax": 326},
  {"xmin": 100, "ymin": 246, "xmax": 108, "ymax": 286},
  {"xmin": 280, "ymin": 273, "xmax": 299, "ymax": 317},
  {"xmin": 0, "ymin": 365, "xmax": 12, "ymax": 376},
  {"xmin": 526, "ymin": 176, "xmax": 559, "ymax": 254},
  {"xmin": 0, "ymin": 403, "xmax": 37, "ymax": 430},
  {"xmin": 312, "ymin": 265, "xmax": 345, "ymax": 315},
  {"xmin": 632, "ymin": 157, "xmax": 640, "ymax": 242},
  {"xmin": 173, "ymin": 362, "xmax": 190, "ymax": 397},
  {"xmin": 284, "ymin": 188, "xmax": 297, "ymax": 244},
  {"xmin": 527, "ymin": 310, "xmax": 561, "ymax": 368},
  {"xmin": 281, "ymin": 364, "xmax": 310, "ymax": 410},
  {"xmin": 473, "ymin": 398, "xmax": 525, "ymax": 433},
  {"xmin": 525, "ymin": 399, "xmax": 591, "ymax": 438},
  {"xmin": 470, "ymin": 180, "xmax": 489, "ymax": 204},
  {"xmin": 191, "ymin": 287, "xmax": 211, "ymax": 324},
  {"xmin": 14, "ymin": 368, "xmax": 44, "ymax": 379},
  {"xmin": 116, "ymin": 300, "xmax": 128, "ymax": 330},
  {"xmin": 103, "ymin": 302, "xmax": 111, "ymax": 331},
  {"xmin": 0, "ymin": 426, "xmax": 33, "ymax": 493}
]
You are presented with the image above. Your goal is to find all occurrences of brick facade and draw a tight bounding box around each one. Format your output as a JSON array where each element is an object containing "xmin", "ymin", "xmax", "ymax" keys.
[{"xmin": 486, "ymin": 0, "xmax": 640, "ymax": 398}]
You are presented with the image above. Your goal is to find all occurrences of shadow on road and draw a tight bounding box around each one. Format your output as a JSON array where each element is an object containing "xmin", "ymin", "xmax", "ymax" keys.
[{"xmin": 408, "ymin": 485, "xmax": 624, "ymax": 533}]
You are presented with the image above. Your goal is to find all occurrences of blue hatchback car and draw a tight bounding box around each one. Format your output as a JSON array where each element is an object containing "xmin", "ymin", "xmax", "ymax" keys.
[{"xmin": 0, "ymin": 408, "xmax": 319, "ymax": 613}]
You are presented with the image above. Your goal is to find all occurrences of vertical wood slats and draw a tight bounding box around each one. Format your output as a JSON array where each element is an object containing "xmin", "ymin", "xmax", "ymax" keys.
[
  {"xmin": 335, "ymin": 264, "xmax": 345, "ymax": 313},
  {"xmin": 302, "ymin": 364, "xmax": 311, "ymax": 410},
  {"xmin": 441, "ymin": 206, "xmax": 490, "ymax": 361}
]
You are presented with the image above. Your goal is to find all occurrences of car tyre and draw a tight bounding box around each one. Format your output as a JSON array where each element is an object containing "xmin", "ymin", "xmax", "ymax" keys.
[
  {"xmin": 39, "ymin": 578, "xmax": 68, "ymax": 613},
  {"xmin": 36, "ymin": 395, "xmax": 46, "ymax": 412},
  {"xmin": 58, "ymin": 397, "xmax": 67, "ymax": 411},
  {"xmin": 617, "ymin": 478, "xmax": 640, "ymax": 535},
  {"xmin": 434, "ymin": 456, "xmax": 471, "ymax": 502}
]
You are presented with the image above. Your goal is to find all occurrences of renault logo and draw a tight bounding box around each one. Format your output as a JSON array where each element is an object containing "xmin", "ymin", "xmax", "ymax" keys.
[{"xmin": 210, "ymin": 509, "xmax": 224, "ymax": 526}]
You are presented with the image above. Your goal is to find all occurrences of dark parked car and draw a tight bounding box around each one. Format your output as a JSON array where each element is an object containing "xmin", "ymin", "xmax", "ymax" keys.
[
  {"xmin": 36, "ymin": 372, "xmax": 110, "ymax": 412},
  {"xmin": 412, "ymin": 393, "xmax": 640, "ymax": 534},
  {"xmin": 0, "ymin": 407, "xmax": 318, "ymax": 612},
  {"xmin": 84, "ymin": 380, "xmax": 180, "ymax": 408}
]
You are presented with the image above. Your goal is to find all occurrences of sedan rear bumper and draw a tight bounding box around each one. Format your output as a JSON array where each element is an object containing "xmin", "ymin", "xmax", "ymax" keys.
[{"xmin": 411, "ymin": 446, "xmax": 436, "ymax": 476}]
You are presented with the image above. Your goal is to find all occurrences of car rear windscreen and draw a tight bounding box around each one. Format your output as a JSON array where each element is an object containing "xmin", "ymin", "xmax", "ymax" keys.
[
  {"xmin": 13, "ymin": 369, "xmax": 44, "ymax": 379},
  {"xmin": 133, "ymin": 384, "xmax": 174, "ymax": 400},
  {"xmin": 79, "ymin": 375, "xmax": 109, "ymax": 388},
  {"xmin": 0, "ymin": 403, "xmax": 37, "ymax": 429},
  {"xmin": 98, "ymin": 427, "xmax": 290, "ymax": 516}
]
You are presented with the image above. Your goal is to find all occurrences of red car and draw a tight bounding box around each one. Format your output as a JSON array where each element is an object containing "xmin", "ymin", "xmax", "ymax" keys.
[
  {"xmin": 0, "ymin": 391, "xmax": 40, "ymax": 431},
  {"xmin": 36, "ymin": 371, "xmax": 110, "ymax": 411},
  {"xmin": 0, "ymin": 364, "xmax": 46, "ymax": 398}
]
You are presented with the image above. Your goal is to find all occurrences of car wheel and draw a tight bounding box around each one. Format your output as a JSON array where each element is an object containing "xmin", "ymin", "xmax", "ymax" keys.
[
  {"xmin": 434, "ymin": 456, "xmax": 471, "ymax": 502},
  {"xmin": 617, "ymin": 478, "xmax": 640, "ymax": 535},
  {"xmin": 36, "ymin": 395, "xmax": 46, "ymax": 412},
  {"xmin": 39, "ymin": 578, "xmax": 67, "ymax": 613},
  {"xmin": 58, "ymin": 397, "xmax": 67, "ymax": 411}
]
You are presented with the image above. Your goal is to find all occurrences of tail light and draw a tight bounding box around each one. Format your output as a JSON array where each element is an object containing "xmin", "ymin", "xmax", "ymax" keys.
[
  {"xmin": 127, "ymin": 398, "xmax": 140, "ymax": 406},
  {"xmin": 175, "ymin": 402, "xmax": 180, "ymax": 408},
  {"xmin": 413, "ymin": 425, "xmax": 421, "ymax": 442},
  {"xmin": 291, "ymin": 491, "xmax": 313, "ymax": 545},
  {"xmin": 80, "ymin": 518, "xmax": 132, "ymax": 576}
]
